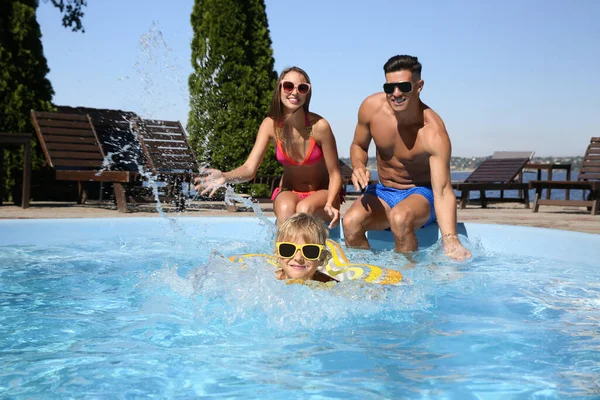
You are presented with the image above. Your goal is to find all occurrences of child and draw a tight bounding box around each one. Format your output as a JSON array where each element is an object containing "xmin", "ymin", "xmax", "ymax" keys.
[
  {"xmin": 274, "ymin": 213, "xmax": 337, "ymax": 283},
  {"xmin": 227, "ymin": 212, "xmax": 402, "ymax": 286}
]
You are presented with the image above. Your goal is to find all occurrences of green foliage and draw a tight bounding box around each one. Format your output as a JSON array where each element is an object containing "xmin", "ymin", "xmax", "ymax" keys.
[
  {"xmin": 0, "ymin": 0, "xmax": 86, "ymax": 202},
  {"xmin": 248, "ymin": 183, "xmax": 270, "ymax": 198},
  {"xmin": 188, "ymin": 0, "xmax": 281, "ymax": 187},
  {"xmin": 1, "ymin": 0, "xmax": 55, "ymax": 201},
  {"xmin": 48, "ymin": 0, "xmax": 87, "ymax": 32}
]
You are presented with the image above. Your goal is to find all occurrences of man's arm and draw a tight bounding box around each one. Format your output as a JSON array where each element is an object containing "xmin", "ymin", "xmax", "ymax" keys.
[
  {"xmin": 428, "ymin": 125, "xmax": 471, "ymax": 260},
  {"xmin": 428, "ymin": 129, "xmax": 456, "ymax": 236},
  {"xmin": 350, "ymin": 98, "xmax": 374, "ymax": 191}
]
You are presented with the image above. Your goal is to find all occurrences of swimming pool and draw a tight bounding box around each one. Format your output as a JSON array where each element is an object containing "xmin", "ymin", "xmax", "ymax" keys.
[{"xmin": 1, "ymin": 217, "xmax": 599, "ymax": 398}]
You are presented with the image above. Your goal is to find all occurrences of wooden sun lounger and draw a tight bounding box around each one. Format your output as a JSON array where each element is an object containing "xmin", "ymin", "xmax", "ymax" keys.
[
  {"xmin": 529, "ymin": 137, "xmax": 600, "ymax": 215},
  {"xmin": 452, "ymin": 157, "xmax": 532, "ymax": 209},
  {"xmin": 31, "ymin": 111, "xmax": 136, "ymax": 212},
  {"xmin": 133, "ymin": 118, "xmax": 199, "ymax": 210}
]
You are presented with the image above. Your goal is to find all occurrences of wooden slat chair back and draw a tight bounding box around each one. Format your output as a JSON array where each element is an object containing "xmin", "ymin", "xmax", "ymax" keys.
[
  {"xmin": 453, "ymin": 157, "xmax": 532, "ymax": 209},
  {"xmin": 32, "ymin": 112, "xmax": 103, "ymax": 170},
  {"xmin": 30, "ymin": 111, "xmax": 133, "ymax": 212},
  {"xmin": 489, "ymin": 152, "xmax": 535, "ymax": 200},
  {"xmin": 464, "ymin": 158, "xmax": 530, "ymax": 184},
  {"xmin": 134, "ymin": 119, "xmax": 199, "ymax": 209},
  {"xmin": 529, "ymin": 137, "xmax": 600, "ymax": 215},
  {"xmin": 134, "ymin": 119, "xmax": 198, "ymax": 175},
  {"xmin": 56, "ymin": 106, "xmax": 146, "ymax": 173},
  {"xmin": 576, "ymin": 137, "xmax": 600, "ymax": 182},
  {"xmin": 338, "ymin": 159, "xmax": 353, "ymax": 182},
  {"xmin": 89, "ymin": 111, "xmax": 146, "ymax": 173}
]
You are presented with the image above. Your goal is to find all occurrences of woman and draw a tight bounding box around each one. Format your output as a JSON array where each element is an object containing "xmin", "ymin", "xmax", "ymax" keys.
[{"xmin": 194, "ymin": 66, "xmax": 343, "ymax": 228}]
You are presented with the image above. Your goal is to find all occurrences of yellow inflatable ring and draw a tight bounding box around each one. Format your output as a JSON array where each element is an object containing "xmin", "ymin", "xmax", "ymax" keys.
[{"xmin": 228, "ymin": 239, "xmax": 402, "ymax": 285}]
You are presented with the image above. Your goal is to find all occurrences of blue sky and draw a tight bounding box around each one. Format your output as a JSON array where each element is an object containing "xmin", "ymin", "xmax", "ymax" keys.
[{"xmin": 37, "ymin": 0, "xmax": 600, "ymax": 157}]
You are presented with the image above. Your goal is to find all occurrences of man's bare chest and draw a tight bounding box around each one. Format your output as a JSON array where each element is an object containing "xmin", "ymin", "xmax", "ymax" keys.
[{"xmin": 371, "ymin": 121, "xmax": 427, "ymax": 161}]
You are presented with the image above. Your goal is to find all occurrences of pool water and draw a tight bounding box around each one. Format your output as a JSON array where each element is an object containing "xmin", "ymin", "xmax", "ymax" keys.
[{"xmin": 0, "ymin": 218, "xmax": 599, "ymax": 398}]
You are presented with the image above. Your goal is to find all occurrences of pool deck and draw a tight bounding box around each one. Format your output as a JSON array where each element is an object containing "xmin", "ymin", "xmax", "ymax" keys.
[{"xmin": 1, "ymin": 196, "xmax": 598, "ymax": 235}]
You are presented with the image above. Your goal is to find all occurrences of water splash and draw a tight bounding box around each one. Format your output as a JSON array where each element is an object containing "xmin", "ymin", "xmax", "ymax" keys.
[
  {"xmin": 107, "ymin": 23, "xmax": 275, "ymax": 236},
  {"xmin": 132, "ymin": 21, "xmax": 188, "ymax": 120},
  {"xmin": 93, "ymin": 118, "xmax": 169, "ymax": 218},
  {"xmin": 224, "ymin": 186, "xmax": 277, "ymax": 233}
]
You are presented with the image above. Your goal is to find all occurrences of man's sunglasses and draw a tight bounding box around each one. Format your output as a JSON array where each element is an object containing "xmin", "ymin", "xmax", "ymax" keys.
[
  {"xmin": 276, "ymin": 242, "xmax": 324, "ymax": 260},
  {"xmin": 281, "ymin": 81, "xmax": 311, "ymax": 95},
  {"xmin": 383, "ymin": 81, "xmax": 414, "ymax": 95}
]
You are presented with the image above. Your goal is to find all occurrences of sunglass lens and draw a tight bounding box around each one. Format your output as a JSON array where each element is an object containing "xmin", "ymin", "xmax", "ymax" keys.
[
  {"xmin": 399, "ymin": 82, "xmax": 412, "ymax": 93},
  {"xmin": 383, "ymin": 83, "xmax": 394, "ymax": 94},
  {"xmin": 282, "ymin": 81, "xmax": 294, "ymax": 93},
  {"xmin": 298, "ymin": 83, "xmax": 309, "ymax": 95},
  {"xmin": 278, "ymin": 243, "xmax": 296, "ymax": 258},
  {"xmin": 302, "ymin": 245, "xmax": 321, "ymax": 260}
]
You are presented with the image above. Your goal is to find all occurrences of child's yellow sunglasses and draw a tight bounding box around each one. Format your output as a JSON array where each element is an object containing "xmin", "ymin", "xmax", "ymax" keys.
[{"xmin": 275, "ymin": 242, "xmax": 325, "ymax": 260}]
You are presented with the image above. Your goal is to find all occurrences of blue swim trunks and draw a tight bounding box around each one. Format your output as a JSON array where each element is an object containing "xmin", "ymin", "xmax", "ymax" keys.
[{"xmin": 364, "ymin": 182, "xmax": 437, "ymax": 227}]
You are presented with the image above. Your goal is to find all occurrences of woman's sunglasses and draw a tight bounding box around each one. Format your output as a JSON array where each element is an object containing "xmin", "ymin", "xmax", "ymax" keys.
[
  {"xmin": 383, "ymin": 81, "xmax": 414, "ymax": 95},
  {"xmin": 276, "ymin": 242, "xmax": 324, "ymax": 260},
  {"xmin": 281, "ymin": 81, "xmax": 311, "ymax": 95}
]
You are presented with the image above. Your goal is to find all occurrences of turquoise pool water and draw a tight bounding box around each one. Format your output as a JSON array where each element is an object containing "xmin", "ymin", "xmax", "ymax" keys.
[{"xmin": 1, "ymin": 218, "xmax": 599, "ymax": 398}]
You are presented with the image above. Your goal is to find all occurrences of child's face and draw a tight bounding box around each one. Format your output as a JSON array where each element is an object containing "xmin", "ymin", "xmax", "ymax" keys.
[{"xmin": 276, "ymin": 236, "xmax": 323, "ymax": 281}]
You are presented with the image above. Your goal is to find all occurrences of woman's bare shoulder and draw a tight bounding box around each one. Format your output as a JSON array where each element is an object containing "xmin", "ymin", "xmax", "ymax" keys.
[
  {"xmin": 307, "ymin": 112, "xmax": 331, "ymax": 131},
  {"xmin": 307, "ymin": 111, "xmax": 324, "ymax": 123},
  {"xmin": 259, "ymin": 116, "xmax": 277, "ymax": 137}
]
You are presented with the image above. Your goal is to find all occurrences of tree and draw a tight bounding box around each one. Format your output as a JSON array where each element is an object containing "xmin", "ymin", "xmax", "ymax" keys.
[
  {"xmin": 47, "ymin": 0, "xmax": 87, "ymax": 33},
  {"xmin": 0, "ymin": 0, "xmax": 86, "ymax": 202},
  {"xmin": 188, "ymin": 0, "xmax": 280, "ymax": 195}
]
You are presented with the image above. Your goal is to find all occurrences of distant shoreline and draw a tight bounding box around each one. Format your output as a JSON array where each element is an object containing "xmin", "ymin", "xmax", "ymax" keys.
[{"xmin": 346, "ymin": 156, "xmax": 584, "ymax": 173}]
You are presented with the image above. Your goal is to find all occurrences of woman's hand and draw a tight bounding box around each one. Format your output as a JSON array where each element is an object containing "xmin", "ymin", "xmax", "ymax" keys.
[
  {"xmin": 324, "ymin": 203, "xmax": 340, "ymax": 229},
  {"xmin": 193, "ymin": 169, "xmax": 227, "ymax": 197}
]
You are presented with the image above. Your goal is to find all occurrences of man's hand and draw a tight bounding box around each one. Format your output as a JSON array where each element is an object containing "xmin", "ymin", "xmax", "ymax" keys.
[
  {"xmin": 442, "ymin": 235, "xmax": 471, "ymax": 261},
  {"xmin": 193, "ymin": 168, "xmax": 226, "ymax": 197},
  {"xmin": 351, "ymin": 166, "xmax": 371, "ymax": 193},
  {"xmin": 324, "ymin": 203, "xmax": 340, "ymax": 229}
]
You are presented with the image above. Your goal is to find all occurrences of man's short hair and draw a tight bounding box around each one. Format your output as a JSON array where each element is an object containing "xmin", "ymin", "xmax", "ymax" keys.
[{"xmin": 383, "ymin": 55, "xmax": 422, "ymax": 79}]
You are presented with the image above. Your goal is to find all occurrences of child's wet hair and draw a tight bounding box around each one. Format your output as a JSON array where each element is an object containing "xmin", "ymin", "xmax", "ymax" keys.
[{"xmin": 275, "ymin": 213, "xmax": 329, "ymax": 245}]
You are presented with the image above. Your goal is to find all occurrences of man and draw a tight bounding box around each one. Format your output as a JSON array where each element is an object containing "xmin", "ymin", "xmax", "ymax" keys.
[{"xmin": 343, "ymin": 55, "xmax": 470, "ymax": 260}]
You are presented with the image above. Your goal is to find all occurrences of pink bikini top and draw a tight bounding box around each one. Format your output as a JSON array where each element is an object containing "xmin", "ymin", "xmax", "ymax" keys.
[{"xmin": 275, "ymin": 113, "xmax": 324, "ymax": 166}]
